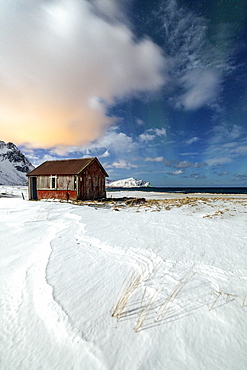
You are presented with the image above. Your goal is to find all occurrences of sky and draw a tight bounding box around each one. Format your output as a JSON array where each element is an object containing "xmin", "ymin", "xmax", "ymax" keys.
[{"xmin": 1, "ymin": 0, "xmax": 247, "ymax": 187}]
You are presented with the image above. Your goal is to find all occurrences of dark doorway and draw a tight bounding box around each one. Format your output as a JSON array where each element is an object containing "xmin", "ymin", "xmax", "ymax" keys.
[{"xmin": 30, "ymin": 177, "xmax": 37, "ymax": 200}]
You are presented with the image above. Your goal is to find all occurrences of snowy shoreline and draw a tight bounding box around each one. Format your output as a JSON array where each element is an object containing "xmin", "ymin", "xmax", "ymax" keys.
[
  {"xmin": 107, "ymin": 189, "xmax": 247, "ymax": 199},
  {"xmin": 1, "ymin": 185, "xmax": 247, "ymax": 200}
]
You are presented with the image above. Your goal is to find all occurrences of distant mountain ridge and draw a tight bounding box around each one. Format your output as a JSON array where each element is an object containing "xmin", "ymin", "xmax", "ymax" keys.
[
  {"xmin": 0, "ymin": 141, "xmax": 34, "ymax": 185},
  {"xmin": 106, "ymin": 177, "xmax": 151, "ymax": 188}
]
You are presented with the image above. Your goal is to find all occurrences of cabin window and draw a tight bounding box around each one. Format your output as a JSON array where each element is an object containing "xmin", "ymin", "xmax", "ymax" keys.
[{"xmin": 50, "ymin": 176, "xmax": 57, "ymax": 189}]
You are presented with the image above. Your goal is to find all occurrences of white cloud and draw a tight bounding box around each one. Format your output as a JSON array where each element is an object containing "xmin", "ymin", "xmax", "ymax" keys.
[
  {"xmin": 158, "ymin": 0, "xmax": 233, "ymax": 111},
  {"xmin": 209, "ymin": 124, "xmax": 243, "ymax": 144},
  {"xmin": 193, "ymin": 162, "xmax": 207, "ymax": 168},
  {"xmin": 234, "ymin": 174, "xmax": 247, "ymax": 182},
  {"xmin": 0, "ymin": 0, "xmax": 166, "ymax": 148},
  {"xmin": 89, "ymin": 0, "xmax": 131, "ymax": 23},
  {"xmin": 186, "ymin": 137, "xmax": 200, "ymax": 145},
  {"xmin": 169, "ymin": 169, "xmax": 183, "ymax": 175},
  {"xmin": 206, "ymin": 157, "xmax": 233, "ymax": 166},
  {"xmin": 99, "ymin": 150, "xmax": 110, "ymax": 158},
  {"xmin": 145, "ymin": 157, "xmax": 206, "ymax": 170},
  {"xmin": 154, "ymin": 128, "xmax": 167, "ymax": 136},
  {"xmin": 205, "ymin": 124, "xmax": 247, "ymax": 165},
  {"xmin": 145, "ymin": 156, "xmax": 164, "ymax": 162},
  {"xmin": 177, "ymin": 69, "xmax": 221, "ymax": 111},
  {"xmin": 179, "ymin": 152, "xmax": 199, "ymax": 156},
  {"xmin": 136, "ymin": 118, "xmax": 144, "ymax": 126},
  {"xmin": 139, "ymin": 133, "xmax": 155, "ymax": 142},
  {"xmin": 234, "ymin": 145, "xmax": 247, "ymax": 155},
  {"xmin": 32, "ymin": 154, "xmax": 62, "ymax": 167},
  {"xmin": 108, "ymin": 160, "xmax": 137, "ymax": 169},
  {"xmin": 139, "ymin": 127, "xmax": 166, "ymax": 142},
  {"xmin": 175, "ymin": 161, "xmax": 192, "ymax": 168},
  {"xmin": 189, "ymin": 173, "xmax": 206, "ymax": 180},
  {"xmin": 83, "ymin": 128, "xmax": 138, "ymax": 154}
]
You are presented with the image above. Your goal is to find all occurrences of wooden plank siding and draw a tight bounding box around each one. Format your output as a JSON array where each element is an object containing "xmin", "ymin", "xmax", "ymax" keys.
[
  {"xmin": 37, "ymin": 189, "xmax": 77, "ymax": 201},
  {"xmin": 79, "ymin": 160, "xmax": 106, "ymax": 200},
  {"xmin": 37, "ymin": 175, "xmax": 75, "ymax": 190},
  {"xmin": 36, "ymin": 175, "xmax": 77, "ymax": 201}
]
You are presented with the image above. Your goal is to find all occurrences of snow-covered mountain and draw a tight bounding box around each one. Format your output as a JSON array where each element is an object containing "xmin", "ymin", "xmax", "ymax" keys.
[
  {"xmin": 106, "ymin": 177, "xmax": 151, "ymax": 188},
  {"xmin": 0, "ymin": 141, "xmax": 34, "ymax": 185}
]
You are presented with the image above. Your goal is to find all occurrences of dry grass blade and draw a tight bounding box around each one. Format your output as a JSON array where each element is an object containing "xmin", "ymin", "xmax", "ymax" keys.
[
  {"xmin": 242, "ymin": 295, "xmax": 246, "ymax": 307},
  {"xmin": 155, "ymin": 264, "xmax": 195, "ymax": 322},
  {"xmin": 111, "ymin": 269, "xmax": 144, "ymax": 320},
  {"xmin": 209, "ymin": 291, "xmax": 222, "ymax": 311},
  {"xmin": 134, "ymin": 289, "xmax": 158, "ymax": 332}
]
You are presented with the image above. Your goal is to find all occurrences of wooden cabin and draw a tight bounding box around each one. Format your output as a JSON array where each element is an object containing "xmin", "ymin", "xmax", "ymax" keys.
[{"xmin": 27, "ymin": 157, "xmax": 108, "ymax": 201}]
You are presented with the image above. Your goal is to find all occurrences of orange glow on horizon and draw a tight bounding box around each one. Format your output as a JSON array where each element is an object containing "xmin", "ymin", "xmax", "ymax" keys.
[{"xmin": 0, "ymin": 99, "xmax": 112, "ymax": 149}]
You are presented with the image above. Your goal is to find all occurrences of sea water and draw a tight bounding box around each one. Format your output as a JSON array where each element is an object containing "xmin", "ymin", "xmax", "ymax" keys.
[{"xmin": 106, "ymin": 187, "xmax": 247, "ymax": 194}]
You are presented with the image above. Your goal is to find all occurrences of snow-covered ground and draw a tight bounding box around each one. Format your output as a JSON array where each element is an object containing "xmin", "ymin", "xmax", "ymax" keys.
[{"xmin": 1, "ymin": 186, "xmax": 247, "ymax": 369}]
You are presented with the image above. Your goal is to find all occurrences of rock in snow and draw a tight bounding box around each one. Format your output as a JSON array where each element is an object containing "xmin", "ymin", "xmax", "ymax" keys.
[
  {"xmin": 106, "ymin": 177, "xmax": 151, "ymax": 188},
  {"xmin": 0, "ymin": 140, "xmax": 34, "ymax": 185}
]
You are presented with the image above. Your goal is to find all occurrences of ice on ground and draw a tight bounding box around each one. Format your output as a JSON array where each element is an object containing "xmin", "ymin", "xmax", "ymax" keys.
[{"xmin": 0, "ymin": 186, "xmax": 247, "ymax": 369}]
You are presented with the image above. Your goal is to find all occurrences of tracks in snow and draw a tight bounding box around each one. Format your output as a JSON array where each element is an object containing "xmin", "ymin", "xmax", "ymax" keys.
[{"xmin": 72, "ymin": 210, "xmax": 247, "ymax": 332}]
